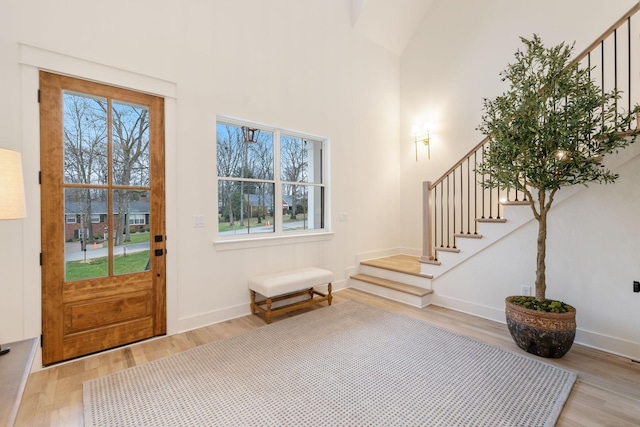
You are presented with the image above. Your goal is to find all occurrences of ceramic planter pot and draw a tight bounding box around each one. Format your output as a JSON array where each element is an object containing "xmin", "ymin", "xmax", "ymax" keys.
[{"xmin": 505, "ymin": 296, "xmax": 576, "ymax": 358}]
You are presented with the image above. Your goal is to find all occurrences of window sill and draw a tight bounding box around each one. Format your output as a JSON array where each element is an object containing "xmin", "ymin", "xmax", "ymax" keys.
[{"xmin": 214, "ymin": 231, "xmax": 334, "ymax": 251}]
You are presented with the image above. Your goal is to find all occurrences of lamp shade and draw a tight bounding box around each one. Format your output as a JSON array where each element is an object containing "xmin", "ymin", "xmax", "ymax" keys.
[{"xmin": 0, "ymin": 148, "xmax": 27, "ymax": 219}]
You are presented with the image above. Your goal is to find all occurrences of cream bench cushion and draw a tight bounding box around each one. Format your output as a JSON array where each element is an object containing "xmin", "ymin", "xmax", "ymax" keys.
[{"xmin": 248, "ymin": 267, "xmax": 334, "ymax": 297}]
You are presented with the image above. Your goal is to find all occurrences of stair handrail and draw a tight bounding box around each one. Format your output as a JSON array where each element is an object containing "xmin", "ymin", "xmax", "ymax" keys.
[{"xmin": 422, "ymin": 3, "xmax": 640, "ymax": 263}]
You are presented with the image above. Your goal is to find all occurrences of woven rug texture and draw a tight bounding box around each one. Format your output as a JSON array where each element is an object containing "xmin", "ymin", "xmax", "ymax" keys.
[{"xmin": 83, "ymin": 300, "xmax": 576, "ymax": 426}]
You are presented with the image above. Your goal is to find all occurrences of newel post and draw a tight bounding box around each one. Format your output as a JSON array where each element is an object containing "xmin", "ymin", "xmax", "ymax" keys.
[{"xmin": 419, "ymin": 181, "xmax": 434, "ymax": 262}]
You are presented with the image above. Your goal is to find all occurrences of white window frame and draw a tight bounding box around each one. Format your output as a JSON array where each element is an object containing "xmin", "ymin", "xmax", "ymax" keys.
[
  {"xmin": 66, "ymin": 214, "xmax": 77, "ymax": 224},
  {"xmin": 91, "ymin": 214, "xmax": 101, "ymax": 223},
  {"xmin": 129, "ymin": 214, "xmax": 146, "ymax": 225},
  {"xmin": 215, "ymin": 116, "xmax": 331, "ymax": 245}
]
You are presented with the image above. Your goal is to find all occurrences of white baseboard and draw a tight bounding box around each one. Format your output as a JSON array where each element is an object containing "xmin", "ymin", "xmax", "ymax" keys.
[
  {"xmin": 177, "ymin": 279, "xmax": 349, "ymax": 333},
  {"xmin": 575, "ymin": 329, "xmax": 640, "ymax": 361},
  {"xmin": 178, "ymin": 302, "xmax": 250, "ymax": 334},
  {"xmin": 430, "ymin": 294, "xmax": 505, "ymax": 323},
  {"xmin": 432, "ymin": 294, "xmax": 640, "ymax": 361}
]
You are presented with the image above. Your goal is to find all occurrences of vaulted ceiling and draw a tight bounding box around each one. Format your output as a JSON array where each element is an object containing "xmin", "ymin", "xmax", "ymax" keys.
[{"xmin": 351, "ymin": 0, "xmax": 434, "ymax": 55}]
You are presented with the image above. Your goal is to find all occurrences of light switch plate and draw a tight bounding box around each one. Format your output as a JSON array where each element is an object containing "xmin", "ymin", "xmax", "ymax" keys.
[{"xmin": 194, "ymin": 215, "xmax": 206, "ymax": 227}]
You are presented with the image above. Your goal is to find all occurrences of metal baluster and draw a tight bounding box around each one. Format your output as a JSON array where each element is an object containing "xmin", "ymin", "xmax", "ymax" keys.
[
  {"xmin": 452, "ymin": 169, "xmax": 456, "ymax": 238},
  {"xmin": 614, "ymin": 29, "xmax": 618, "ymax": 121},
  {"xmin": 488, "ymin": 171, "xmax": 493, "ymax": 219},
  {"xmin": 481, "ymin": 146, "xmax": 486, "ymax": 219},
  {"xmin": 602, "ymin": 41, "xmax": 606, "ymax": 130},
  {"xmin": 466, "ymin": 158, "xmax": 470, "ymax": 234},
  {"xmin": 474, "ymin": 151, "xmax": 478, "ymax": 234},
  {"xmin": 434, "ymin": 184, "xmax": 439, "ymax": 248},
  {"xmin": 440, "ymin": 182, "xmax": 444, "ymax": 248},
  {"xmin": 628, "ymin": 18, "xmax": 633, "ymax": 130},
  {"xmin": 446, "ymin": 175, "xmax": 451, "ymax": 248}
]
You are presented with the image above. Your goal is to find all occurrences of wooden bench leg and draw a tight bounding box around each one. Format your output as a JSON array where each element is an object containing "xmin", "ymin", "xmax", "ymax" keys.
[
  {"xmin": 265, "ymin": 297, "xmax": 273, "ymax": 324},
  {"xmin": 250, "ymin": 290, "xmax": 257, "ymax": 314},
  {"xmin": 328, "ymin": 283, "xmax": 333, "ymax": 305}
]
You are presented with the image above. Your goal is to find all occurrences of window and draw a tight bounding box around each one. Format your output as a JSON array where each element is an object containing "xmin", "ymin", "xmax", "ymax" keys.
[
  {"xmin": 91, "ymin": 214, "xmax": 101, "ymax": 223},
  {"xmin": 216, "ymin": 118, "xmax": 327, "ymax": 239},
  {"xmin": 129, "ymin": 214, "xmax": 146, "ymax": 225},
  {"xmin": 75, "ymin": 228, "xmax": 90, "ymax": 239},
  {"xmin": 66, "ymin": 215, "xmax": 77, "ymax": 224}
]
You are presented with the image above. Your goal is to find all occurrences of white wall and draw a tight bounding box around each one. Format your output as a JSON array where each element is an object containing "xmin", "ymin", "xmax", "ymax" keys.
[
  {"xmin": 0, "ymin": 0, "xmax": 401, "ymax": 364},
  {"xmin": 400, "ymin": 0, "xmax": 640, "ymax": 358}
]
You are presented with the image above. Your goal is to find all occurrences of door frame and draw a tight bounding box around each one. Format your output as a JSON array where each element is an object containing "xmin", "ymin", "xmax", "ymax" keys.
[
  {"xmin": 18, "ymin": 45, "xmax": 178, "ymax": 368},
  {"xmin": 39, "ymin": 71, "xmax": 166, "ymax": 365}
]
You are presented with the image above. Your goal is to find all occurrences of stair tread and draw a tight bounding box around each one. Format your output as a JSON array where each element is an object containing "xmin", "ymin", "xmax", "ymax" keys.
[
  {"xmin": 454, "ymin": 233, "xmax": 483, "ymax": 238},
  {"xmin": 360, "ymin": 254, "xmax": 432, "ymax": 278},
  {"xmin": 436, "ymin": 247, "xmax": 461, "ymax": 253},
  {"xmin": 351, "ymin": 274, "xmax": 433, "ymax": 297},
  {"xmin": 501, "ymin": 200, "xmax": 530, "ymax": 206}
]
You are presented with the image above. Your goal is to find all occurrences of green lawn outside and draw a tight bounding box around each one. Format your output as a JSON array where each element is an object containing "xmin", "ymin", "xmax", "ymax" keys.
[
  {"xmin": 123, "ymin": 232, "xmax": 150, "ymax": 245},
  {"xmin": 100, "ymin": 232, "xmax": 150, "ymax": 248},
  {"xmin": 66, "ymin": 250, "xmax": 150, "ymax": 281},
  {"xmin": 217, "ymin": 215, "xmax": 308, "ymax": 232},
  {"xmin": 218, "ymin": 217, "xmax": 274, "ymax": 233}
]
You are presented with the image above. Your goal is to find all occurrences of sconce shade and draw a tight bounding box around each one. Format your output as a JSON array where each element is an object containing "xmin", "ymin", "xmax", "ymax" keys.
[{"xmin": 0, "ymin": 148, "xmax": 27, "ymax": 219}]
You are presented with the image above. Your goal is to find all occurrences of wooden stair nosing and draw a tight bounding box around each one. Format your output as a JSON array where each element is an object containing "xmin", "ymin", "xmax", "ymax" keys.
[
  {"xmin": 359, "ymin": 259, "xmax": 431, "ymax": 279},
  {"xmin": 501, "ymin": 200, "xmax": 530, "ymax": 206},
  {"xmin": 476, "ymin": 218, "xmax": 507, "ymax": 223},
  {"xmin": 351, "ymin": 274, "xmax": 433, "ymax": 297},
  {"xmin": 435, "ymin": 246, "xmax": 460, "ymax": 253},
  {"xmin": 454, "ymin": 233, "xmax": 483, "ymax": 239}
]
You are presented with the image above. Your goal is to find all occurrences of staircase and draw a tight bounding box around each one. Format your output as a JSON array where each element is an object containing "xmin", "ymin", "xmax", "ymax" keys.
[
  {"xmin": 350, "ymin": 4, "xmax": 640, "ymax": 307},
  {"xmin": 350, "ymin": 255, "xmax": 433, "ymax": 308}
]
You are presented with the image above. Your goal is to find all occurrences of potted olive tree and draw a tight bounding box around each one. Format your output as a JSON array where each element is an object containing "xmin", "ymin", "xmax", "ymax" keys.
[{"xmin": 477, "ymin": 35, "xmax": 638, "ymax": 358}]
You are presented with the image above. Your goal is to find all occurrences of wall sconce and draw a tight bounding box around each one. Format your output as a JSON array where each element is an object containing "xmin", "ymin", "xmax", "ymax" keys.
[
  {"xmin": 242, "ymin": 126, "xmax": 260, "ymax": 143},
  {"xmin": 412, "ymin": 124, "xmax": 430, "ymax": 161},
  {"xmin": 0, "ymin": 147, "xmax": 27, "ymax": 356}
]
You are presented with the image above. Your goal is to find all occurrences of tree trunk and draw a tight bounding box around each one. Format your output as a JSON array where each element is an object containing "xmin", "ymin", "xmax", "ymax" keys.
[{"xmin": 535, "ymin": 208, "xmax": 548, "ymax": 302}]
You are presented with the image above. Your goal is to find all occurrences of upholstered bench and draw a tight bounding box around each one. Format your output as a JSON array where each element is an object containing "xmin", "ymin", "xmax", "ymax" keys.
[{"xmin": 249, "ymin": 267, "xmax": 334, "ymax": 323}]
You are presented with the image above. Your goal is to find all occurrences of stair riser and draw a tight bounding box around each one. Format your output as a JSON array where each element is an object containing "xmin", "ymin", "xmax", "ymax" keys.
[
  {"xmin": 350, "ymin": 278, "xmax": 432, "ymax": 308},
  {"xmin": 359, "ymin": 265, "xmax": 432, "ymax": 288},
  {"xmin": 421, "ymin": 204, "xmax": 534, "ymax": 278}
]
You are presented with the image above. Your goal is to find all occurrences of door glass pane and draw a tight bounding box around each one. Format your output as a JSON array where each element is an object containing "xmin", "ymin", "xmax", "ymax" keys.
[
  {"xmin": 113, "ymin": 190, "xmax": 151, "ymax": 274},
  {"xmin": 112, "ymin": 101, "xmax": 150, "ymax": 186},
  {"xmin": 63, "ymin": 92, "xmax": 108, "ymax": 185},
  {"xmin": 64, "ymin": 187, "xmax": 108, "ymax": 281}
]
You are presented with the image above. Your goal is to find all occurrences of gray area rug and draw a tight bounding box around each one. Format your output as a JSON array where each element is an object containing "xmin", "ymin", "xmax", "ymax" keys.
[{"xmin": 84, "ymin": 300, "xmax": 576, "ymax": 426}]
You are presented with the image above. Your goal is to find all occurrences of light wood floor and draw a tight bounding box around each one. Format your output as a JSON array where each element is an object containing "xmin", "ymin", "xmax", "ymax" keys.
[{"xmin": 16, "ymin": 288, "xmax": 640, "ymax": 426}]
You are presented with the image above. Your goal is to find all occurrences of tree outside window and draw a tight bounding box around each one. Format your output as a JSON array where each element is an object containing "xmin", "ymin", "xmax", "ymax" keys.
[{"xmin": 216, "ymin": 119, "xmax": 327, "ymax": 237}]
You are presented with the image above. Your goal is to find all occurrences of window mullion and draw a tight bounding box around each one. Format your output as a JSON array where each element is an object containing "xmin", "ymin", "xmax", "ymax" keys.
[{"xmin": 274, "ymin": 129, "xmax": 283, "ymax": 235}]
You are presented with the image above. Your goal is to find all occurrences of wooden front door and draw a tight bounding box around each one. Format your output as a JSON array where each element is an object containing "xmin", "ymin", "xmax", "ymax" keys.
[{"xmin": 40, "ymin": 71, "xmax": 166, "ymax": 365}]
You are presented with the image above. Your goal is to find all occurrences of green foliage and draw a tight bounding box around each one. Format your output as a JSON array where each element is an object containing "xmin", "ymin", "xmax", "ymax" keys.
[
  {"xmin": 476, "ymin": 35, "xmax": 639, "ymax": 302},
  {"xmin": 477, "ymin": 34, "xmax": 638, "ymax": 195},
  {"xmin": 510, "ymin": 296, "xmax": 571, "ymax": 313}
]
